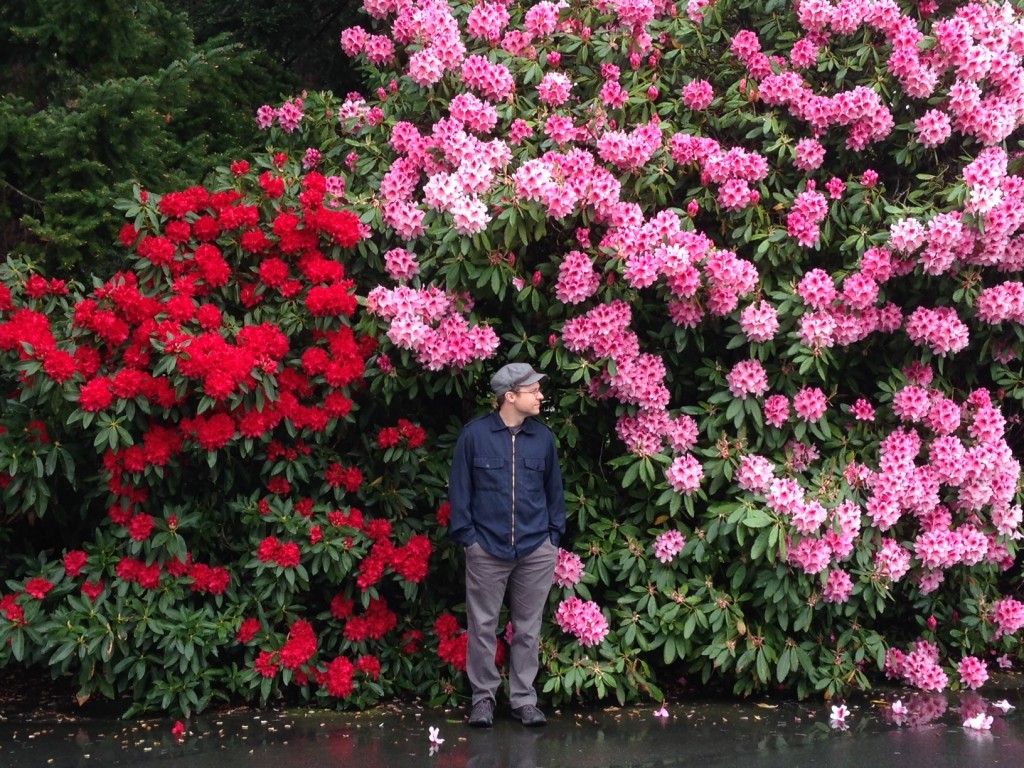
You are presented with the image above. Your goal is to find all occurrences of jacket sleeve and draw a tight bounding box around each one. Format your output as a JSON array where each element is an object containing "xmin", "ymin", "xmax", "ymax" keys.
[
  {"xmin": 448, "ymin": 427, "xmax": 477, "ymax": 547},
  {"xmin": 545, "ymin": 431, "xmax": 567, "ymax": 546}
]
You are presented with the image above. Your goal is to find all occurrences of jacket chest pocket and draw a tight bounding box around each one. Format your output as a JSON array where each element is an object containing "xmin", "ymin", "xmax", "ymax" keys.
[
  {"xmin": 474, "ymin": 457, "xmax": 506, "ymax": 492},
  {"xmin": 521, "ymin": 457, "xmax": 546, "ymax": 491}
]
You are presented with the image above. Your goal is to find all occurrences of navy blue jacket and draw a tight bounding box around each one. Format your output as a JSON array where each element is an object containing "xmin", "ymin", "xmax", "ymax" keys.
[{"xmin": 449, "ymin": 410, "xmax": 566, "ymax": 560}]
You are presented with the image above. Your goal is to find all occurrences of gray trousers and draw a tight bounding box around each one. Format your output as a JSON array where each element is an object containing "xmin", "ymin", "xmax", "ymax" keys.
[{"xmin": 465, "ymin": 539, "xmax": 558, "ymax": 708}]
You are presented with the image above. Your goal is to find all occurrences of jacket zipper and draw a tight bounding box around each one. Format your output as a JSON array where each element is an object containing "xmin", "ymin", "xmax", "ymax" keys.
[{"xmin": 510, "ymin": 432, "xmax": 516, "ymax": 549}]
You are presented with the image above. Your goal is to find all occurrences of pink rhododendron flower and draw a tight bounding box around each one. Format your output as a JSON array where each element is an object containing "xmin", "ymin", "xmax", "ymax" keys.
[
  {"xmin": 666, "ymin": 454, "xmax": 703, "ymax": 494},
  {"xmin": 739, "ymin": 301, "xmax": 779, "ymax": 342},
  {"xmin": 958, "ymin": 656, "xmax": 989, "ymax": 690},
  {"xmin": 554, "ymin": 549, "xmax": 584, "ymax": 587},
  {"xmin": 682, "ymin": 79, "xmax": 714, "ymax": 110},
  {"xmin": 556, "ymin": 597, "xmax": 609, "ymax": 646},
  {"xmin": 737, "ymin": 454, "xmax": 775, "ymax": 493},
  {"xmin": 727, "ymin": 359, "xmax": 769, "ymax": 399},
  {"xmin": 792, "ymin": 387, "xmax": 827, "ymax": 422},
  {"xmin": 653, "ymin": 530, "xmax": 686, "ymax": 563}
]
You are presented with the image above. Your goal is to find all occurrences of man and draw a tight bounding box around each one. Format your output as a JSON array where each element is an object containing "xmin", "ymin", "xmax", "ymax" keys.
[{"xmin": 449, "ymin": 362, "xmax": 566, "ymax": 728}]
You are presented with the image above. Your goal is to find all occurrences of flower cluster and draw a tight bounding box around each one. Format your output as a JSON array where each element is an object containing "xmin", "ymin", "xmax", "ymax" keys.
[
  {"xmin": 435, "ymin": 613, "xmax": 468, "ymax": 671},
  {"xmin": 366, "ymin": 285, "xmax": 499, "ymax": 370},
  {"xmin": 653, "ymin": 530, "xmax": 687, "ymax": 564},
  {"xmin": 555, "ymin": 597, "xmax": 610, "ymax": 647},
  {"xmin": 554, "ymin": 548, "xmax": 584, "ymax": 588}
]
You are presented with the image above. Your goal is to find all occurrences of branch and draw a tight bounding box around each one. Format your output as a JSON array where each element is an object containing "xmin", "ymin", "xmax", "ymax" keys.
[{"xmin": 1, "ymin": 179, "xmax": 45, "ymax": 207}]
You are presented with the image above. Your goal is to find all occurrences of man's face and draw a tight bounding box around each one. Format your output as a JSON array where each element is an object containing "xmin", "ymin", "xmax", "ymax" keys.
[{"xmin": 510, "ymin": 384, "xmax": 544, "ymax": 416}]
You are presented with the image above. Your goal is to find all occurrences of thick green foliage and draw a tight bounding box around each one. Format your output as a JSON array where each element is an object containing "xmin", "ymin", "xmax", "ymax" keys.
[{"xmin": 2, "ymin": 0, "xmax": 1024, "ymax": 716}]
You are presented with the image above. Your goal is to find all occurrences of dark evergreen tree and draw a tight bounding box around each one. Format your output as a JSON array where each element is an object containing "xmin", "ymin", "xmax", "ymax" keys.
[
  {"xmin": 0, "ymin": 0, "xmax": 290, "ymax": 277},
  {"xmin": 167, "ymin": 0, "xmax": 365, "ymax": 93}
]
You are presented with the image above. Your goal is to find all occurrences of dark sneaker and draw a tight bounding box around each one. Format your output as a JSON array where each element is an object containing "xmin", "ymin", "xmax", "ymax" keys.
[
  {"xmin": 468, "ymin": 699, "xmax": 495, "ymax": 728},
  {"xmin": 511, "ymin": 704, "xmax": 547, "ymax": 727}
]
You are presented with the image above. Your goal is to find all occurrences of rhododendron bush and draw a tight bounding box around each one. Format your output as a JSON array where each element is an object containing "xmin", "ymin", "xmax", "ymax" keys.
[{"xmin": 3, "ymin": 0, "xmax": 1024, "ymax": 714}]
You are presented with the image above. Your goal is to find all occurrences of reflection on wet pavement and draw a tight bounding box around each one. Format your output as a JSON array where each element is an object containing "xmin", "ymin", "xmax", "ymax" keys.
[{"xmin": 3, "ymin": 688, "xmax": 1024, "ymax": 768}]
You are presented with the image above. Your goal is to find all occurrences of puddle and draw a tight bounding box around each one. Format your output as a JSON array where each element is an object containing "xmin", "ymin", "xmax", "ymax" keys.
[{"xmin": 3, "ymin": 690, "xmax": 1024, "ymax": 768}]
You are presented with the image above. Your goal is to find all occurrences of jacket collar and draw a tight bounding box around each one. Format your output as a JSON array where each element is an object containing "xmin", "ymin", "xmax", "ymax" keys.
[{"xmin": 486, "ymin": 409, "xmax": 536, "ymax": 434}]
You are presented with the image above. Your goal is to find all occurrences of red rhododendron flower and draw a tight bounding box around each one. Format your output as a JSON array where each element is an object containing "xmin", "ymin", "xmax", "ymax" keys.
[
  {"xmin": 330, "ymin": 594, "xmax": 355, "ymax": 620},
  {"xmin": 164, "ymin": 219, "xmax": 192, "ymax": 244},
  {"xmin": 259, "ymin": 172, "xmax": 286, "ymax": 198},
  {"xmin": 266, "ymin": 476, "xmax": 291, "ymax": 495},
  {"xmin": 23, "ymin": 274, "xmax": 51, "ymax": 298},
  {"xmin": 435, "ymin": 614, "xmax": 462, "ymax": 640},
  {"xmin": 306, "ymin": 207, "xmax": 362, "ymax": 248},
  {"xmin": 118, "ymin": 223, "xmax": 139, "ymax": 248},
  {"xmin": 438, "ymin": 632, "xmax": 468, "ymax": 671},
  {"xmin": 356, "ymin": 539, "xmax": 394, "ymax": 591},
  {"xmin": 365, "ymin": 519, "xmax": 392, "ymax": 541},
  {"xmin": 128, "ymin": 513, "xmax": 155, "ymax": 542},
  {"xmin": 107, "ymin": 502, "xmax": 133, "ymax": 526},
  {"xmin": 165, "ymin": 554, "xmax": 191, "ymax": 578},
  {"xmin": 192, "ymin": 214, "xmax": 221, "ymax": 241},
  {"xmin": 254, "ymin": 650, "xmax": 280, "ymax": 678},
  {"xmin": 237, "ymin": 617, "xmax": 261, "ymax": 644},
  {"xmin": 301, "ymin": 347, "xmax": 330, "ymax": 375},
  {"xmin": 64, "ymin": 550, "xmax": 88, "ymax": 578},
  {"xmin": 188, "ymin": 563, "xmax": 231, "ymax": 594},
  {"xmin": 257, "ymin": 536, "xmax": 281, "ymax": 563},
  {"xmin": 305, "ymin": 283, "xmax": 358, "ymax": 317},
  {"xmin": 258, "ymin": 258, "xmax": 290, "ymax": 288},
  {"xmin": 297, "ymin": 252, "xmax": 344, "ymax": 284},
  {"xmin": 159, "ymin": 187, "xmax": 210, "ymax": 218},
  {"xmin": 343, "ymin": 598, "xmax": 397, "ymax": 642},
  {"xmin": 136, "ymin": 235, "xmax": 177, "ymax": 266},
  {"xmin": 436, "ymin": 501, "xmax": 451, "ymax": 526},
  {"xmin": 323, "ymin": 656, "xmax": 355, "ymax": 697},
  {"xmin": 24, "ymin": 577, "xmax": 54, "ymax": 599},
  {"xmin": 280, "ymin": 620, "xmax": 317, "ymax": 670},
  {"xmin": 142, "ymin": 424, "xmax": 184, "ymax": 467},
  {"xmin": 326, "ymin": 463, "xmax": 363, "ymax": 492},
  {"xmin": 390, "ymin": 535, "xmax": 433, "ymax": 583},
  {"xmin": 357, "ymin": 655, "xmax": 381, "ymax": 680},
  {"xmin": 116, "ymin": 557, "xmax": 162, "ymax": 589},
  {"xmin": 78, "ymin": 377, "xmax": 114, "ymax": 412},
  {"xmin": 401, "ymin": 630, "xmax": 424, "ymax": 655},
  {"xmin": 195, "ymin": 304, "xmax": 222, "ymax": 330},
  {"xmin": 81, "ymin": 581, "xmax": 104, "ymax": 602},
  {"xmin": 0, "ymin": 594, "xmax": 26, "ymax": 625},
  {"xmin": 193, "ymin": 244, "xmax": 231, "ymax": 288},
  {"xmin": 377, "ymin": 427, "xmax": 401, "ymax": 448},
  {"xmin": 110, "ymin": 369, "xmax": 151, "ymax": 398},
  {"xmin": 187, "ymin": 413, "xmax": 237, "ymax": 450},
  {"xmin": 397, "ymin": 419, "xmax": 427, "ymax": 448},
  {"xmin": 275, "ymin": 542, "xmax": 301, "ymax": 568},
  {"xmin": 73, "ymin": 345, "xmax": 102, "ymax": 378},
  {"xmin": 322, "ymin": 391, "xmax": 353, "ymax": 419}
]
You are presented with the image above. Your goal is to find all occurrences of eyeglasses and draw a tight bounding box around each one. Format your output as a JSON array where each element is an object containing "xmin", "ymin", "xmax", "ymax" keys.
[{"xmin": 514, "ymin": 387, "xmax": 543, "ymax": 396}]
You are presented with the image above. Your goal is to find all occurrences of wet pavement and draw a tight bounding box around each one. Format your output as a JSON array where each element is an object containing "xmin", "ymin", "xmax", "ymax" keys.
[{"xmin": 3, "ymin": 689, "xmax": 1024, "ymax": 768}]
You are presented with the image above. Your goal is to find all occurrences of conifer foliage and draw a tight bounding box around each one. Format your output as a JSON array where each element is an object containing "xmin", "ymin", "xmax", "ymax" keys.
[{"xmin": 0, "ymin": 1, "xmax": 283, "ymax": 275}]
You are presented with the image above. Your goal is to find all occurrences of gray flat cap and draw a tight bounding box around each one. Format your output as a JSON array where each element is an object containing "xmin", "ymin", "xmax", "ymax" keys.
[{"xmin": 490, "ymin": 363, "xmax": 546, "ymax": 397}]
